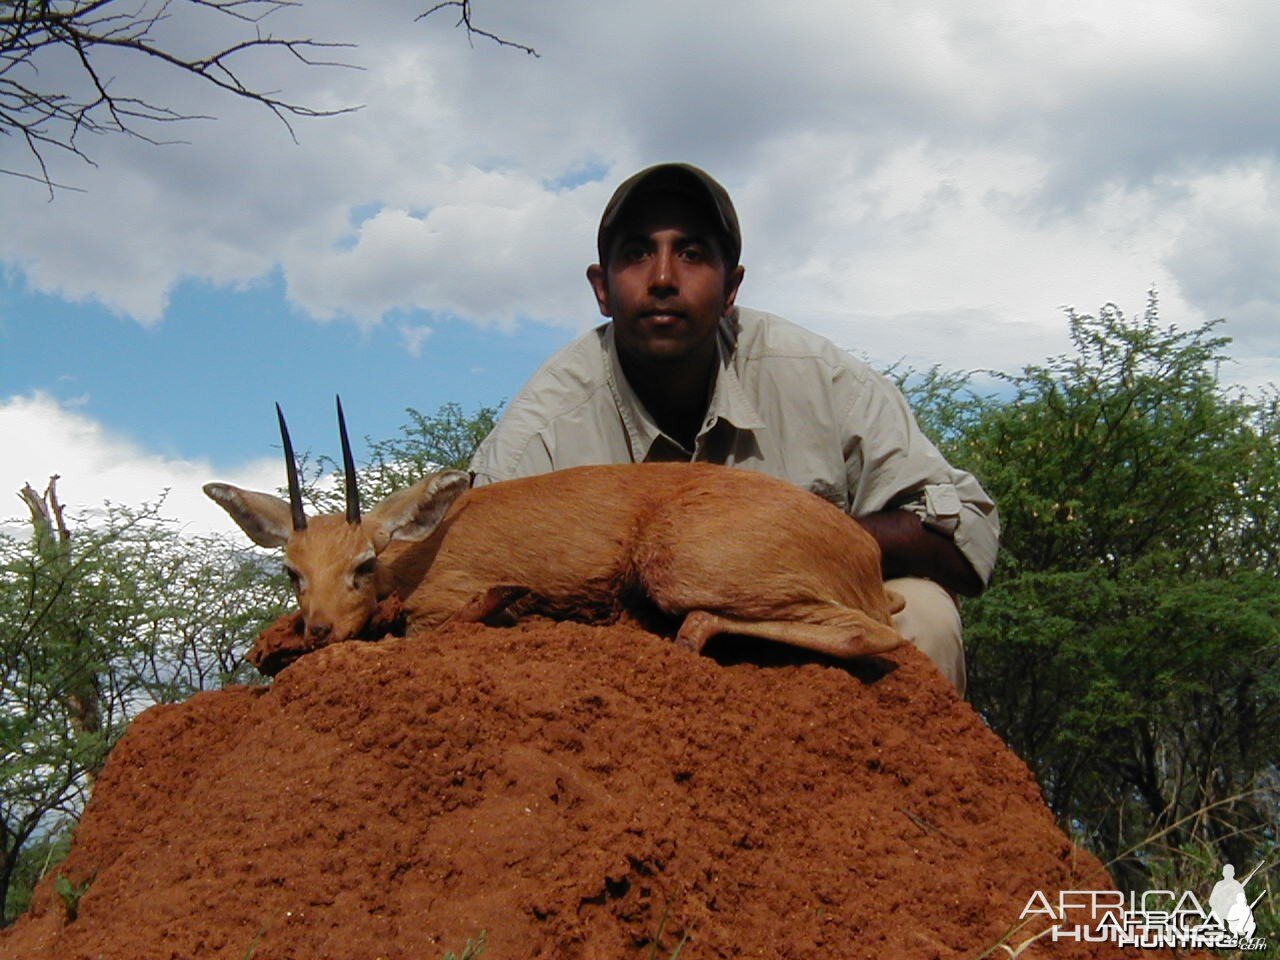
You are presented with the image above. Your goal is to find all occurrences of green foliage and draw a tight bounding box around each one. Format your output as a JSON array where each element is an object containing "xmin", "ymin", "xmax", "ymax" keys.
[
  {"xmin": 0, "ymin": 487, "xmax": 291, "ymax": 924},
  {"xmin": 301, "ymin": 402, "xmax": 501, "ymax": 513},
  {"xmin": 53, "ymin": 873, "xmax": 90, "ymax": 921},
  {"xmin": 442, "ymin": 930, "xmax": 486, "ymax": 959},
  {"xmin": 905, "ymin": 292, "xmax": 1280, "ymax": 894},
  {"xmin": 957, "ymin": 297, "xmax": 1264, "ymax": 576},
  {"xmin": 886, "ymin": 362, "xmax": 987, "ymax": 451},
  {"xmin": 3, "ymin": 831, "xmax": 71, "ymax": 921},
  {"xmin": 1138, "ymin": 835, "xmax": 1279, "ymax": 943}
]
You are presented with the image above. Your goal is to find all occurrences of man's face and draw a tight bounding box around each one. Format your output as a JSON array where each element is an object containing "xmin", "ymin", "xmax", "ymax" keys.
[{"xmin": 587, "ymin": 192, "xmax": 745, "ymax": 369}]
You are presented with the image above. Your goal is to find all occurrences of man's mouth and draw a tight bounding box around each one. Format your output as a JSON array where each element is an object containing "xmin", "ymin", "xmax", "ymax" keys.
[{"xmin": 639, "ymin": 308, "xmax": 686, "ymax": 324}]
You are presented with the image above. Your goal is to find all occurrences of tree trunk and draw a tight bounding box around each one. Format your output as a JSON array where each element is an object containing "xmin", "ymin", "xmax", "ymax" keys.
[{"xmin": 20, "ymin": 478, "xmax": 104, "ymax": 751}]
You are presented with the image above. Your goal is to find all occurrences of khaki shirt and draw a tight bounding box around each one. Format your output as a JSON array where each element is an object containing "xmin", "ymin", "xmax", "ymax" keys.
[{"xmin": 469, "ymin": 307, "xmax": 999, "ymax": 584}]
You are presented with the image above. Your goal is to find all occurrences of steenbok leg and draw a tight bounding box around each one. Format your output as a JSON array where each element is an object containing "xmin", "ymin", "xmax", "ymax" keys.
[{"xmin": 674, "ymin": 606, "xmax": 904, "ymax": 659}]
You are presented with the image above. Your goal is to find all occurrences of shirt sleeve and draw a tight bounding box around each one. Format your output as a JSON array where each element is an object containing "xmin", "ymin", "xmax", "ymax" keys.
[
  {"xmin": 469, "ymin": 425, "xmax": 555, "ymax": 486},
  {"xmin": 843, "ymin": 367, "xmax": 1000, "ymax": 585},
  {"xmin": 468, "ymin": 326, "xmax": 619, "ymax": 486}
]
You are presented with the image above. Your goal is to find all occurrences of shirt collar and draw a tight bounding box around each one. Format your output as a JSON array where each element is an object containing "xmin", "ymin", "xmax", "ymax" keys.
[
  {"xmin": 709, "ymin": 315, "xmax": 767, "ymax": 433},
  {"xmin": 603, "ymin": 315, "xmax": 766, "ymax": 460}
]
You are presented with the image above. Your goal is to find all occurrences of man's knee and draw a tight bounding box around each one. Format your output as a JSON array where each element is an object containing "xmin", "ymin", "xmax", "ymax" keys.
[{"xmin": 886, "ymin": 576, "xmax": 966, "ymax": 696}]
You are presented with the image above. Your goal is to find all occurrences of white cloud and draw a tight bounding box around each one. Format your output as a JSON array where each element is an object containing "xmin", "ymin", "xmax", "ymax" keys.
[
  {"xmin": 399, "ymin": 322, "xmax": 434, "ymax": 358},
  {"xmin": 734, "ymin": 139, "xmax": 1201, "ymax": 375},
  {"xmin": 282, "ymin": 170, "xmax": 603, "ymax": 329},
  {"xmin": 1, "ymin": 0, "xmax": 1278, "ymax": 383},
  {"xmin": 1163, "ymin": 161, "xmax": 1280, "ymax": 322},
  {"xmin": 0, "ymin": 393, "xmax": 283, "ymax": 538}
]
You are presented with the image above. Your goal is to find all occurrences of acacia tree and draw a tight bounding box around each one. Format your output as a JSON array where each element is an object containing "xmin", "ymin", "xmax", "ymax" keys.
[
  {"xmin": 0, "ymin": 478, "xmax": 290, "ymax": 923},
  {"xmin": 0, "ymin": 401, "xmax": 498, "ymax": 922},
  {"xmin": 905, "ymin": 295, "xmax": 1280, "ymax": 896}
]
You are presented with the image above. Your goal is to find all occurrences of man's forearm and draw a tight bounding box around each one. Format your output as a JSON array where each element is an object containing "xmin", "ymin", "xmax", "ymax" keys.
[{"xmin": 855, "ymin": 508, "xmax": 984, "ymax": 597}]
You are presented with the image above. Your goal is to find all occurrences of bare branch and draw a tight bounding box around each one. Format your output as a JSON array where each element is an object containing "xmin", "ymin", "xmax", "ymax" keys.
[
  {"xmin": 2, "ymin": 1, "xmax": 539, "ymax": 194},
  {"xmin": 417, "ymin": 1, "xmax": 538, "ymax": 57},
  {"xmin": 0, "ymin": 0, "xmax": 360, "ymax": 193}
]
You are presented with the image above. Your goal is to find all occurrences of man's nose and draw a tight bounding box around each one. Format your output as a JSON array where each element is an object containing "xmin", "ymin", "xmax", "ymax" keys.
[{"xmin": 648, "ymin": 246, "xmax": 677, "ymax": 295}]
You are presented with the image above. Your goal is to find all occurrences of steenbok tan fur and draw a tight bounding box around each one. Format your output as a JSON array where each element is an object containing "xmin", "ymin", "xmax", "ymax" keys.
[{"xmin": 205, "ymin": 401, "xmax": 905, "ymax": 664}]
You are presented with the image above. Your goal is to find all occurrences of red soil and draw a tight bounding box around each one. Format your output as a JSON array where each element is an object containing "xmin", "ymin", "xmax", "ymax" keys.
[{"xmin": 1, "ymin": 618, "xmax": 1179, "ymax": 959}]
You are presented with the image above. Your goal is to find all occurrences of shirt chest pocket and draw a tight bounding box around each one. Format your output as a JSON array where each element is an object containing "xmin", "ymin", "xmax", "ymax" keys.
[{"xmin": 725, "ymin": 431, "xmax": 850, "ymax": 512}]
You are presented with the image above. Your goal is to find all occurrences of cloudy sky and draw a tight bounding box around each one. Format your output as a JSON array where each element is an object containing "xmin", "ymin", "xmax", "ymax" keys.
[{"xmin": 3, "ymin": 0, "xmax": 1278, "ymax": 537}]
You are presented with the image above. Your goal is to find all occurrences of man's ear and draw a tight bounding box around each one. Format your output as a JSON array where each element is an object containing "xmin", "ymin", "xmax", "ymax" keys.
[
  {"xmin": 586, "ymin": 264, "xmax": 612, "ymax": 317},
  {"xmin": 723, "ymin": 264, "xmax": 745, "ymax": 317}
]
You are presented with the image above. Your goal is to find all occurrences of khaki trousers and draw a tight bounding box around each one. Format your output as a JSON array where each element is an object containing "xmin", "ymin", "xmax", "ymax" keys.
[{"xmin": 886, "ymin": 577, "xmax": 966, "ymax": 696}]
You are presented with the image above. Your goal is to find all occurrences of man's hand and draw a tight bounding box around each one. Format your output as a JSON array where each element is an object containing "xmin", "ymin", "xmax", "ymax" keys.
[{"xmin": 855, "ymin": 509, "xmax": 984, "ymax": 598}]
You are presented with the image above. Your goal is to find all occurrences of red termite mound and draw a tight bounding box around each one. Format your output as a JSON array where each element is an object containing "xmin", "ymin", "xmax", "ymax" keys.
[{"xmin": 1, "ymin": 619, "xmax": 1156, "ymax": 959}]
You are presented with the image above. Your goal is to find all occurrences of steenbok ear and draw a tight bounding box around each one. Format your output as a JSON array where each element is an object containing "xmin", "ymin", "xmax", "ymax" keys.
[
  {"xmin": 204, "ymin": 483, "xmax": 295, "ymax": 548},
  {"xmin": 367, "ymin": 470, "xmax": 471, "ymax": 550}
]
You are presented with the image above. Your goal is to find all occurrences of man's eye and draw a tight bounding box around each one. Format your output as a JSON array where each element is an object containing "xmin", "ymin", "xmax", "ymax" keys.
[{"xmin": 679, "ymin": 246, "xmax": 707, "ymax": 262}]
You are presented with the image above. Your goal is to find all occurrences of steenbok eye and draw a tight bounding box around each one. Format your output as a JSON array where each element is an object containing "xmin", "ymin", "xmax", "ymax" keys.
[{"xmin": 354, "ymin": 557, "xmax": 377, "ymax": 577}]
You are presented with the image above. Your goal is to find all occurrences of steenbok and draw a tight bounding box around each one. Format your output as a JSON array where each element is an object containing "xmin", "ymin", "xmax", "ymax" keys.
[{"xmin": 205, "ymin": 400, "xmax": 904, "ymax": 667}]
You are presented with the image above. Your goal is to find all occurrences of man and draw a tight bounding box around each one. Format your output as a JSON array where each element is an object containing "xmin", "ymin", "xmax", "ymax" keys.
[
  {"xmin": 469, "ymin": 163, "xmax": 998, "ymax": 694},
  {"xmin": 1209, "ymin": 864, "xmax": 1246, "ymax": 928}
]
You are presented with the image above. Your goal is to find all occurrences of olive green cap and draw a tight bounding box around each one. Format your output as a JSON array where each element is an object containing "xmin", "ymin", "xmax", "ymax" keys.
[{"xmin": 596, "ymin": 163, "xmax": 741, "ymax": 267}]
